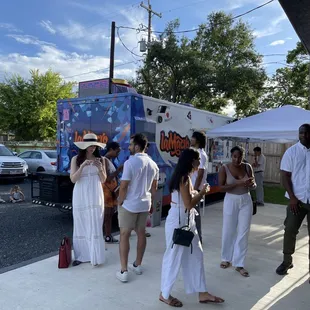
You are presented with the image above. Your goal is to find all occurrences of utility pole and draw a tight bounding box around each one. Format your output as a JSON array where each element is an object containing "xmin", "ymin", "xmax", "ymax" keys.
[
  {"xmin": 109, "ymin": 21, "xmax": 116, "ymax": 95},
  {"xmin": 140, "ymin": 1, "xmax": 162, "ymax": 47}
]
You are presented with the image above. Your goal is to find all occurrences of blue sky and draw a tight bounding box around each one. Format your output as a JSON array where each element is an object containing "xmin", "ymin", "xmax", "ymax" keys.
[{"xmin": 0, "ymin": 0, "xmax": 300, "ymax": 85}]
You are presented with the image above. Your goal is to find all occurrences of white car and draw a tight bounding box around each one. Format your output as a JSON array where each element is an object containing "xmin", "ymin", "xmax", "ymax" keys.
[
  {"xmin": 0, "ymin": 144, "xmax": 28, "ymax": 180},
  {"xmin": 18, "ymin": 150, "xmax": 57, "ymax": 174}
]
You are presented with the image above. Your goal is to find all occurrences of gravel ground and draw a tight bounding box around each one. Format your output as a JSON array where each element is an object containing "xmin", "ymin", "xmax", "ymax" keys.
[
  {"xmin": 0, "ymin": 202, "xmax": 73, "ymax": 271},
  {"xmin": 0, "ymin": 179, "xmax": 119, "ymax": 273}
]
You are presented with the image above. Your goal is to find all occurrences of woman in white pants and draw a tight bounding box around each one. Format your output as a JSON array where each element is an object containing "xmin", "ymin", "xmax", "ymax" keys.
[
  {"xmin": 159, "ymin": 149, "xmax": 224, "ymax": 307},
  {"xmin": 219, "ymin": 146, "xmax": 256, "ymax": 277}
]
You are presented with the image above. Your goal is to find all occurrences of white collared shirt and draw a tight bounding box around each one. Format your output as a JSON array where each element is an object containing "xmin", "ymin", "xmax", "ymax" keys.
[
  {"xmin": 253, "ymin": 154, "xmax": 266, "ymax": 173},
  {"xmin": 121, "ymin": 153, "xmax": 159, "ymax": 213},
  {"xmin": 191, "ymin": 148, "xmax": 208, "ymax": 190},
  {"xmin": 280, "ymin": 142, "xmax": 310, "ymax": 204}
]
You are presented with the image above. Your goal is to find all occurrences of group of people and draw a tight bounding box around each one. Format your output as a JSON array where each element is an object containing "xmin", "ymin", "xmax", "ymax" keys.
[{"xmin": 68, "ymin": 123, "xmax": 310, "ymax": 307}]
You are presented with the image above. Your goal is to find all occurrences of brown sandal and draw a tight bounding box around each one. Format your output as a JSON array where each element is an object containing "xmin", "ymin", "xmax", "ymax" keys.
[
  {"xmin": 236, "ymin": 267, "xmax": 250, "ymax": 277},
  {"xmin": 220, "ymin": 261, "xmax": 230, "ymax": 269},
  {"xmin": 159, "ymin": 295, "xmax": 183, "ymax": 307},
  {"xmin": 200, "ymin": 296, "xmax": 225, "ymax": 304}
]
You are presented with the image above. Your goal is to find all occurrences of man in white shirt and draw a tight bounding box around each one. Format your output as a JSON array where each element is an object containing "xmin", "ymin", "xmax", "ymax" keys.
[
  {"xmin": 252, "ymin": 147, "xmax": 266, "ymax": 206},
  {"xmin": 116, "ymin": 134, "xmax": 159, "ymax": 282},
  {"xmin": 276, "ymin": 124, "xmax": 310, "ymax": 277},
  {"xmin": 190, "ymin": 131, "xmax": 208, "ymax": 243}
]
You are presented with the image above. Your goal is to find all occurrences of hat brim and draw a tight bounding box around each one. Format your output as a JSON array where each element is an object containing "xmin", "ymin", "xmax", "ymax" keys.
[{"xmin": 74, "ymin": 141, "xmax": 106, "ymax": 150}]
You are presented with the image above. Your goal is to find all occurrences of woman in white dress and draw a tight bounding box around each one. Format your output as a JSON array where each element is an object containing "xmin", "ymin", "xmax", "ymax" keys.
[
  {"xmin": 70, "ymin": 133, "xmax": 107, "ymax": 266},
  {"xmin": 159, "ymin": 149, "xmax": 224, "ymax": 307}
]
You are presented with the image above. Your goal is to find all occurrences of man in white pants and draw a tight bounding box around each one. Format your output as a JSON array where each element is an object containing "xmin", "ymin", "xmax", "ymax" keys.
[
  {"xmin": 190, "ymin": 131, "xmax": 208, "ymax": 243},
  {"xmin": 117, "ymin": 134, "xmax": 159, "ymax": 283},
  {"xmin": 252, "ymin": 147, "xmax": 266, "ymax": 206}
]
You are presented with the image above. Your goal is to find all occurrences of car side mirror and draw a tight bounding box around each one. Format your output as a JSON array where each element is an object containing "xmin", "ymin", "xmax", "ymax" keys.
[{"xmin": 13, "ymin": 152, "xmax": 17, "ymax": 156}]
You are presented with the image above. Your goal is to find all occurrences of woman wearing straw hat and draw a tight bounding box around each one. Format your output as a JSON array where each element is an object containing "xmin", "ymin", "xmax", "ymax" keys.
[{"xmin": 70, "ymin": 133, "xmax": 107, "ymax": 266}]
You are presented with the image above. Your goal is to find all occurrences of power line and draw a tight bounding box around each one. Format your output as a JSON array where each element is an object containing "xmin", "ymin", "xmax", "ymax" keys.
[
  {"xmin": 117, "ymin": 28, "xmax": 144, "ymax": 58},
  {"xmin": 262, "ymin": 54, "xmax": 286, "ymax": 57},
  {"xmin": 119, "ymin": 0, "xmax": 275, "ymax": 35},
  {"xmin": 63, "ymin": 61, "xmax": 137, "ymax": 79}
]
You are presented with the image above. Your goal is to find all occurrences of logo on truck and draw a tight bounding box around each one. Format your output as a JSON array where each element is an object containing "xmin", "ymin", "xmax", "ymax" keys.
[
  {"xmin": 74, "ymin": 130, "xmax": 109, "ymax": 144},
  {"xmin": 160, "ymin": 130, "xmax": 190, "ymax": 157}
]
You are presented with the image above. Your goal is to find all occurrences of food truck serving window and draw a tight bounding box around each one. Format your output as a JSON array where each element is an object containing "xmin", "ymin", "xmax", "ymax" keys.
[{"xmin": 135, "ymin": 118, "xmax": 156, "ymax": 142}]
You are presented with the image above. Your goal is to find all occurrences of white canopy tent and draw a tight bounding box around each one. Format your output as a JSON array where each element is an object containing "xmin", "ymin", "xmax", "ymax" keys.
[{"xmin": 207, "ymin": 105, "xmax": 310, "ymax": 143}]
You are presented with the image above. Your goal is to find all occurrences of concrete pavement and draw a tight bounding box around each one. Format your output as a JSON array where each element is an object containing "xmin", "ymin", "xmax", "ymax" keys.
[{"xmin": 0, "ymin": 202, "xmax": 309, "ymax": 310}]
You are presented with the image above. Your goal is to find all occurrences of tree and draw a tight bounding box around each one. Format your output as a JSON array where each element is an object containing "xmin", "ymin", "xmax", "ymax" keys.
[
  {"xmin": 263, "ymin": 42, "xmax": 309, "ymax": 110},
  {"xmin": 133, "ymin": 12, "xmax": 267, "ymax": 116},
  {"xmin": 0, "ymin": 70, "xmax": 76, "ymax": 140}
]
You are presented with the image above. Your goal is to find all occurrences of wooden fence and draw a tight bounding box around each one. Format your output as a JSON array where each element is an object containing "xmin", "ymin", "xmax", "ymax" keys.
[{"xmin": 239, "ymin": 142, "xmax": 294, "ymax": 184}]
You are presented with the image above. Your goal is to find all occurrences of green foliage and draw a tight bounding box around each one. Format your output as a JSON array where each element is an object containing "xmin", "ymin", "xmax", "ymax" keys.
[
  {"xmin": 0, "ymin": 70, "xmax": 76, "ymax": 141},
  {"xmin": 263, "ymin": 42, "xmax": 309, "ymax": 110},
  {"xmin": 133, "ymin": 12, "xmax": 267, "ymax": 116}
]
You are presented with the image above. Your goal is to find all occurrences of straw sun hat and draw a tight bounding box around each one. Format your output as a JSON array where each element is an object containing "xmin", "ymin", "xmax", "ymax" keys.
[{"xmin": 74, "ymin": 133, "xmax": 106, "ymax": 150}]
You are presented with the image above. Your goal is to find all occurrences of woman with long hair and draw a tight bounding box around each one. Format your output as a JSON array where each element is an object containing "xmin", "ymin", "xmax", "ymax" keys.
[
  {"xmin": 70, "ymin": 133, "xmax": 107, "ymax": 266},
  {"xmin": 219, "ymin": 146, "xmax": 256, "ymax": 277},
  {"xmin": 159, "ymin": 149, "xmax": 224, "ymax": 307}
]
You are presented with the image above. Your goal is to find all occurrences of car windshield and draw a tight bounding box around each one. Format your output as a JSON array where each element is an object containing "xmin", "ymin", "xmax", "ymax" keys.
[
  {"xmin": 44, "ymin": 151, "xmax": 57, "ymax": 159},
  {"xmin": 0, "ymin": 145, "xmax": 14, "ymax": 156}
]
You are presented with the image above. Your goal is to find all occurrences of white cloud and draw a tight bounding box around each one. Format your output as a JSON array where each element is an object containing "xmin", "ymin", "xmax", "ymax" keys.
[
  {"xmin": 39, "ymin": 5, "xmax": 147, "ymax": 54},
  {"xmin": 1, "ymin": 4, "xmax": 146, "ymax": 84},
  {"xmin": 0, "ymin": 35, "xmax": 138, "ymax": 83},
  {"xmin": 253, "ymin": 13, "xmax": 287, "ymax": 39},
  {"xmin": 222, "ymin": 101, "xmax": 236, "ymax": 117},
  {"xmin": 271, "ymin": 13, "xmax": 287, "ymax": 27},
  {"xmin": 226, "ymin": 0, "xmax": 272, "ymax": 10},
  {"xmin": 270, "ymin": 39, "xmax": 285, "ymax": 46},
  {"xmin": 0, "ymin": 23, "xmax": 21, "ymax": 33},
  {"xmin": 39, "ymin": 20, "xmax": 56, "ymax": 34},
  {"xmin": 7, "ymin": 34, "xmax": 54, "ymax": 46}
]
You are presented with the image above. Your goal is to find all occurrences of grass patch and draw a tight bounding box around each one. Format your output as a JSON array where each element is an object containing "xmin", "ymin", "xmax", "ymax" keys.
[{"xmin": 252, "ymin": 183, "xmax": 288, "ymax": 206}]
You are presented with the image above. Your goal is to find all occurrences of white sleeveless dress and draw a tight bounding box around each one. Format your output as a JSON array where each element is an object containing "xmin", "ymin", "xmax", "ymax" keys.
[{"xmin": 72, "ymin": 164, "xmax": 105, "ymax": 265}]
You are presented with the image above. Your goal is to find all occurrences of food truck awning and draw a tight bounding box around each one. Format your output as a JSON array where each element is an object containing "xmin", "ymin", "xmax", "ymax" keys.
[{"xmin": 279, "ymin": 0, "xmax": 310, "ymax": 54}]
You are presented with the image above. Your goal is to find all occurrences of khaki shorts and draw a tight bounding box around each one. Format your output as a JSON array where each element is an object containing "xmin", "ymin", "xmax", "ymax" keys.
[{"xmin": 118, "ymin": 207, "xmax": 149, "ymax": 231}]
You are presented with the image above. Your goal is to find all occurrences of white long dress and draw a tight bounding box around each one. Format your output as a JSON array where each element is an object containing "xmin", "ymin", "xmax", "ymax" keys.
[{"xmin": 72, "ymin": 164, "xmax": 105, "ymax": 265}]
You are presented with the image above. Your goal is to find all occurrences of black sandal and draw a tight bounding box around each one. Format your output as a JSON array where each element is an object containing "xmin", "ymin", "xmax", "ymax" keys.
[{"xmin": 72, "ymin": 260, "xmax": 82, "ymax": 266}]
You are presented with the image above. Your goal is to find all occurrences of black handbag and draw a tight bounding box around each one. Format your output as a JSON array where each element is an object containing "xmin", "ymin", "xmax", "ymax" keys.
[
  {"xmin": 244, "ymin": 164, "xmax": 257, "ymax": 216},
  {"xmin": 171, "ymin": 193, "xmax": 195, "ymax": 253}
]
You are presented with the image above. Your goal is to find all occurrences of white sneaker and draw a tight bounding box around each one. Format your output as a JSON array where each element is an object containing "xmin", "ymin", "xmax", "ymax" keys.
[
  {"xmin": 129, "ymin": 263, "xmax": 143, "ymax": 275},
  {"xmin": 116, "ymin": 270, "xmax": 128, "ymax": 282}
]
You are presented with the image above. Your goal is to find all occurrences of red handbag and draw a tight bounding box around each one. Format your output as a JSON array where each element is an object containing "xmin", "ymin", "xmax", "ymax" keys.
[{"xmin": 58, "ymin": 237, "xmax": 72, "ymax": 268}]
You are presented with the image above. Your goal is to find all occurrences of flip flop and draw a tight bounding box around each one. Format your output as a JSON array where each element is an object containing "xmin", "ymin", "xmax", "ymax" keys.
[
  {"xmin": 220, "ymin": 261, "xmax": 230, "ymax": 269},
  {"xmin": 199, "ymin": 296, "xmax": 225, "ymax": 304},
  {"xmin": 159, "ymin": 296, "xmax": 183, "ymax": 307},
  {"xmin": 235, "ymin": 267, "xmax": 250, "ymax": 277}
]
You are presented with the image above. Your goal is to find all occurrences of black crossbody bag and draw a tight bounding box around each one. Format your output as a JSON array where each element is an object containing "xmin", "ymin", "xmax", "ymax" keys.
[{"xmin": 171, "ymin": 193, "xmax": 195, "ymax": 253}]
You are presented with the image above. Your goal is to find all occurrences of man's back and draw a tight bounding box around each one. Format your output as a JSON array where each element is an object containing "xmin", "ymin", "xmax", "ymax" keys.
[{"xmin": 122, "ymin": 153, "xmax": 159, "ymax": 213}]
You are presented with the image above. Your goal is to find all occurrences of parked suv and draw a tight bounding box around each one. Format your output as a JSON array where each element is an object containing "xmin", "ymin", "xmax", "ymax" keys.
[{"xmin": 0, "ymin": 144, "xmax": 28, "ymax": 180}]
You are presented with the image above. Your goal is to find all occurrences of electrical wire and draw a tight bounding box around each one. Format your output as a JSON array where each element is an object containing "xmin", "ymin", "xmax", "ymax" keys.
[
  {"xmin": 119, "ymin": 0, "xmax": 275, "ymax": 35},
  {"xmin": 117, "ymin": 27, "xmax": 144, "ymax": 58},
  {"xmin": 63, "ymin": 61, "xmax": 137, "ymax": 79}
]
